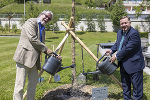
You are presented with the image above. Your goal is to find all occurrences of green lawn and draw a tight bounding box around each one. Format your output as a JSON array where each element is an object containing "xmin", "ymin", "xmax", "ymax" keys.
[{"xmin": 0, "ymin": 31, "xmax": 150, "ymax": 100}]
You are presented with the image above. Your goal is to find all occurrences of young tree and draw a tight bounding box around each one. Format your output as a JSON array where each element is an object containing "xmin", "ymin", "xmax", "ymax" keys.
[
  {"xmin": 97, "ymin": 15, "xmax": 106, "ymax": 32},
  {"xmin": 86, "ymin": 15, "xmax": 96, "ymax": 32},
  {"xmin": 25, "ymin": 2, "xmax": 40, "ymax": 20},
  {"xmin": 110, "ymin": 0, "xmax": 127, "ymax": 32},
  {"xmin": 20, "ymin": 1, "xmax": 40, "ymax": 25}
]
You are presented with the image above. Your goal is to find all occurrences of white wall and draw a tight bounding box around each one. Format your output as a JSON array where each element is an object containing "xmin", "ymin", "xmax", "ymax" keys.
[{"xmin": 0, "ymin": 18, "xmax": 150, "ymax": 32}]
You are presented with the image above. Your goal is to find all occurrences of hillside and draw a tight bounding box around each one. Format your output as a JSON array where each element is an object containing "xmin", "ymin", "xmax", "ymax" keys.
[{"xmin": 0, "ymin": 0, "xmax": 110, "ymax": 16}]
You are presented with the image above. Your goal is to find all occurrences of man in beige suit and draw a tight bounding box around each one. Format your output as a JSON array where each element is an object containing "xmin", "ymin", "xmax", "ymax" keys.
[{"xmin": 13, "ymin": 10, "xmax": 54, "ymax": 100}]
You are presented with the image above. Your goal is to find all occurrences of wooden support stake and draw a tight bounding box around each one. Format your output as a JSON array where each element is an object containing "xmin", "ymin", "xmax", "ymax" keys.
[
  {"xmin": 62, "ymin": 21, "xmax": 98, "ymax": 61},
  {"xmin": 61, "ymin": 21, "xmax": 122, "ymax": 89}
]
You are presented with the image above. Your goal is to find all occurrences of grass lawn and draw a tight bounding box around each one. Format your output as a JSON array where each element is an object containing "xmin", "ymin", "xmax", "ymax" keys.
[{"xmin": 0, "ymin": 31, "xmax": 150, "ymax": 100}]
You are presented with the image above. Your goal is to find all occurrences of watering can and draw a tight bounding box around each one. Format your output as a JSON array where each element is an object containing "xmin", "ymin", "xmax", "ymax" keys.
[
  {"xmin": 83, "ymin": 53, "xmax": 118, "ymax": 75},
  {"xmin": 42, "ymin": 53, "xmax": 75, "ymax": 76}
]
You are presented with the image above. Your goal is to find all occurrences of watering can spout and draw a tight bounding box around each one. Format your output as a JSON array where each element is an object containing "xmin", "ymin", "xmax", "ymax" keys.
[
  {"xmin": 43, "ymin": 52, "xmax": 76, "ymax": 75},
  {"xmin": 81, "ymin": 54, "xmax": 118, "ymax": 76},
  {"xmin": 56, "ymin": 64, "xmax": 76, "ymax": 73}
]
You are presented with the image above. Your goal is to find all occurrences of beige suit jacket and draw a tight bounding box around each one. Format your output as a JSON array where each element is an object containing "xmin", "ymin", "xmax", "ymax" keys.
[{"xmin": 13, "ymin": 18, "xmax": 48, "ymax": 68}]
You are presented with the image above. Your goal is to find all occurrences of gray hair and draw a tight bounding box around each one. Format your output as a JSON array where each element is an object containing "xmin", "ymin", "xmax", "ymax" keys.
[{"xmin": 38, "ymin": 10, "xmax": 53, "ymax": 19}]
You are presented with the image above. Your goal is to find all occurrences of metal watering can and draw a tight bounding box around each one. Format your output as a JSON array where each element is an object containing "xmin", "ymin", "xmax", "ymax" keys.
[
  {"xmin": 83, "ymin": 53, "xmax": 118, "ymax": 75},
  {"xmin": 42, "ymin": 53, "xmax": 75, "ymax": 76}
]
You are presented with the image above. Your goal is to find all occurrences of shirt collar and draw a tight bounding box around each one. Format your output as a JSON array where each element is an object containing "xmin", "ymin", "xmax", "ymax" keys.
[
  {"xmin": 37, "ymin": 18, "xmax": 41, "ymax": 24},
  {"xmin": 122, "ymin": 27, "xmax": 130, "ymax": 35}
]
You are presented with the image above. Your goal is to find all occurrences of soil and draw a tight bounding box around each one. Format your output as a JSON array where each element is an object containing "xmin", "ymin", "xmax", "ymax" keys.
[{"xmin": 41, "ymin": 84, "xmax": 97, "ymax": 100}]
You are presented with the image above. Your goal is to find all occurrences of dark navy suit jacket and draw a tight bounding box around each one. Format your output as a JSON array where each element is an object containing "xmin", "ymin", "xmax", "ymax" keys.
[{"xmin": 111, "ymin": 27, "xmax": 145, "ymax": 74}]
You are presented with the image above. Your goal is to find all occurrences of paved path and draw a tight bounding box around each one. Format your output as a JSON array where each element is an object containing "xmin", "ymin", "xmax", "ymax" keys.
[
  {"xmin": 0, "ymin": 35, "xmax": 20, "ymax": 37},
  {"xmin": 144, "ymin": 67, "xmax": 150, "ymax": 75}
]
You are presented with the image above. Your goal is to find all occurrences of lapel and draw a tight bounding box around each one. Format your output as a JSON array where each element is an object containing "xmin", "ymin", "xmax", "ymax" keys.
[
  {"xmin": 37, "ymin": 21, "xmax": 40, "ymax": 41},
  {"xmin": 32, "ymin": 18, "xmax": 40, "ymax": 40}
]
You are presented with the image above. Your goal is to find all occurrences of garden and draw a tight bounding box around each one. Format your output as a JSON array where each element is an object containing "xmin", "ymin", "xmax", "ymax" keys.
[{"xmin": 0, "ymin": 0, "xmax": 150, "ymax": 100}]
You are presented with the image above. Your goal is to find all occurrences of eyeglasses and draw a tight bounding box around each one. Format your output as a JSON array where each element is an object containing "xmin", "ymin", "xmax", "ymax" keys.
[{"xmin": 44, "ymin": 14, "xmax": 51, "ymax": 21}]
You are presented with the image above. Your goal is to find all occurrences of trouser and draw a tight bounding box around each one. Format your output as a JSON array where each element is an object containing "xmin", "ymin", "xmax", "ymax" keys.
[
  {"xmin": 120, "ymin": 66, "xmax": 143, "ymax": 100},
  {"xmin": 13, "ymin": 63, "xmax": 38, "ymax": 100}
]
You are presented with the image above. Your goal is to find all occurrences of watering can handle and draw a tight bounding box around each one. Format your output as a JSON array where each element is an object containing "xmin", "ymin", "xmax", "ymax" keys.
[
  {"xmin": 96, "ymin": 53, "xmax": 106, "ymax": 66},
  {"xmin": 45, "ymin": 52, "xmax": 59, "ymax": 61},
  {"xmin": 52, "ymin": 52, "xmax": 58, "ymax": 56}
]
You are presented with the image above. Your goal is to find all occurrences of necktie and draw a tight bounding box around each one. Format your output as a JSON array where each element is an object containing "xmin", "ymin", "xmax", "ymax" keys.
[
  {"xmin": 38, "ymin": 22, "xmax": 45, "ymax": 42},
  {"xmin": 118, "ymin": 33, "xmax": 125, "ymax": 51}
]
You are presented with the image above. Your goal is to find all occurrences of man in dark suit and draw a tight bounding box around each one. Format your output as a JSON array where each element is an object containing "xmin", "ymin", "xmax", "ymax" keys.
[{"xmin": 106, "ymin": 16, "xmax": 145, "ymax": 100}]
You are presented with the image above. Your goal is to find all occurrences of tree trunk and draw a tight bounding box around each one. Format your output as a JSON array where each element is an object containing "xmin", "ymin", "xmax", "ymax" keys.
[{"xmin": 71, "ymin": 0, "xmax": 77, "ymax": 87}]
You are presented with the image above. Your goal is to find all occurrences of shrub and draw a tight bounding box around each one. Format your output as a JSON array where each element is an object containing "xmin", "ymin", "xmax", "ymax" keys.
[
  {"xmin": 12, "ymin": 24, "xmax": 18, "ymax": 33},
  {"xmin": 4, "ymin": 23, "xmax": 9, "ymax": 32},
  {"xmin": 86, "ymin": 15, "xmax": 96, "ymax": 32},
  {"xmin": 0, "ymin": 25, "xmax": 4, "ymax": 33},
  {"xmin": 53, "ymin": 23, "xmax": 59, "ymax": 32},
  {"xmin": 97, "ymin": 15, "xmax": 106, "ymax": 32},
  {"xmin": 135, "ymin": 25, "xmax": 140, "ymax": 32}
]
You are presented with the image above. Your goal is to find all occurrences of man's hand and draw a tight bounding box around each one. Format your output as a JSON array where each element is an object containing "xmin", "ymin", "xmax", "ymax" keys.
[
  {"xmin": 46, "ymin": 49, "xmax": 62, "ymax": 60},
  {"xmin": 56, "ymin": 55, "xmax": 62, "ymax": 61},
  {"xmin": 105, "ymin": 49, "xmax": 112, "ymax": 56},
  {"xmin": 46, "ymin": 49, "xmax": 53, "ymax": 55},
  {"xmin": 110, "ymin": 55, "xmax": 116, "ymax": 63}
]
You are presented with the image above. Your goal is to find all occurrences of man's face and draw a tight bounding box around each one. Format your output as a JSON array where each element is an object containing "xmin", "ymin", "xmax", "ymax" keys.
[
  {"xmin": 120, "ymin": 18, "xmax": 131, "ymax": 31},
  {"xmin": 40, "ymin": 13, "xmax": 52, "ymax": 25}
]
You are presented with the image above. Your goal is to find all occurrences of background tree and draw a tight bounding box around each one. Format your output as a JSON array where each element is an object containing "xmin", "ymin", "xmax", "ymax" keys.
[
  {"xmin": 20, "ymin": 1, "xmax": 40, "ymax": 25},
  {"xmin": 14, "ymin": 0, "xmax": 36, "ymax": 3},
  {"xmin": 95, "ymin": 0, "xmax": 104, "ymax": 8},
  {"xmin": 134, "ymin": 3, "xmax": 146, "ymax": 18},
  {"xmin": 86, "ymin": 15, "xmax": 96, "ymax": 32},
  {"xmin": 25, "ymin": 2, "xmax": 40, "ymax": 20},
  {"xmin": 97, "ymin": 15, "xmax": 106, "ymax": 32},
  {"xmin": 12, "ymin": 24, "xmax": 18, "ymax": 33},
  {"xmin": 0, "ymin": 0, "xmax": 14, "ymax": 8},
  {"xmin": 110, "ymin": 0, "xmax": 127, "ymax": 32},
  {"xmin": 85, "ymin": 0, "xmax": 96, "ymax": 8}
]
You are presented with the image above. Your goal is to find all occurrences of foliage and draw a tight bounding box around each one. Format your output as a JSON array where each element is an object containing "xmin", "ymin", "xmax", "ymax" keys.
[
  {"xmin": 14, "ymin": 0, "xmax": 36, "ymax": 3},
  {"xmin": 110, "ymin": 0, "xmax": 127, "ymax": 32},
  {"xmin": 134, "ymin": 6, "xmax": 143, "ymax": 18},
  {"xmin": 135, "ymin": 25, "xmax": 140, "ymax": 32},
  {"xmin": 97, "ymin": 15, "xmax": 106, "ymax": 32},
  {"xmin": 0, "ymin": 25, "xmax": 5, "ymax": 33},
  {"xmin": 95, "ymin": 0, "xmax": 106, "ymax": 8},
  {"xmin": 12, "ymin": 24, "xmax": 18, "ymax": 33},
  {"xmin": 0, "ymin": 0, "xmax": 111, "ymax": 32},
  {"xmin": 86, "ymin": 15, "xmax": 96, "ymax": 32},
  {"xmin": 140, "ymin": 32, "xmax": 149, "ymax": 38},
  {"xmin": 75, "ymin": 0, "xmax": 84, "ymax": 5},
  {"xmin": 85, "ymin": 0, "xmax": 96, "ymax": 8},
  {"xmin": 53, "ymin": 23, "xmax": 59, "ymax": 32},
  {"xmin": 84, "ymin": 0, "xmax": 109, "ymax": 8},
  {"xmin": 0, "ymin": 0, "xmax": 14, "ymax": 8},
  {"xmin": 25, "ymin": 1, "xmax": 40, "ymax": 20},
  {"xmin": 4, "ymin": 23, "xmax": 9, "ymax": 32},
  {"xmin": 0, "ymin": 1, "xmax": 110, "ymax": 18}
]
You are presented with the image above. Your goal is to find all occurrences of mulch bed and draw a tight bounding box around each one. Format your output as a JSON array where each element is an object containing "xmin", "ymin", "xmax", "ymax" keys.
[{"xmin": 41, "ymin": 84, "xmax": 97, "ymax": 100}]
